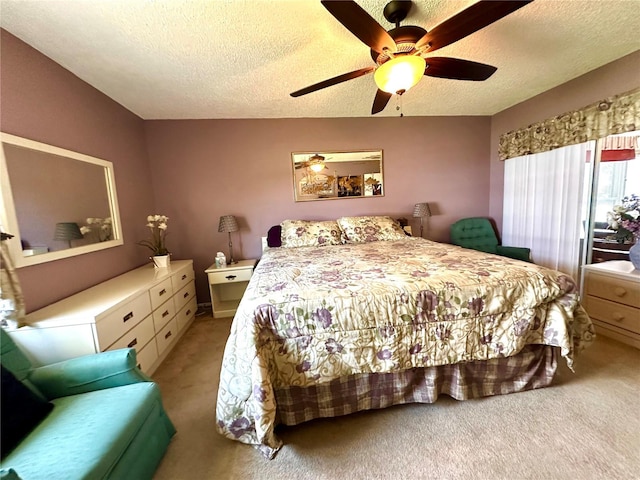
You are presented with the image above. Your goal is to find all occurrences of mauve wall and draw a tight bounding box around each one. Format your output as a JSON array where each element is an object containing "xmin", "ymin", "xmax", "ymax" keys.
[
  {"xmin": 488, "ymin": 50, "xmax": 640, "ymax": 229},
  {"xmin": 144, "ymin": 116, "xmax": 491, "ymax": 303},
  {"xmin": 0, "ymin": 30, "xmax": 155, "ymax": 312}
]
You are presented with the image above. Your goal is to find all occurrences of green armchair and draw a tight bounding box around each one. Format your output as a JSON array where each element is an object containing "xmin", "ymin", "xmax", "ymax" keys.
[
  {"xmin": 450, "ymin": 217, "xmax": 532, "ymax": 262},
  {"xmin": 0, "ymin": 328, "xmax": 175, "ymax": 480}
]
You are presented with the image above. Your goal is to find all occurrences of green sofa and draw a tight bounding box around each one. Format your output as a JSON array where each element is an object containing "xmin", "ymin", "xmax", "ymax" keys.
[
  {"xmin": 0, "ymin": 328, "xmax": 175, "ymax": 480},
  {"xmin": 450, "ymin": 217, "xmax": 532, "ymax": 262}
]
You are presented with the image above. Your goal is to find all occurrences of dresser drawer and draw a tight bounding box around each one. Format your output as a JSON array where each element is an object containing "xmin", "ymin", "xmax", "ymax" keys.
[
  {"xmin": 135, "ymin": 340, "xmax": 159, "ymax": 374},
  {"xmin": 175, "ymin": 281, "xmax": 196, "ymax": 311},
  {"xmin": 149, "ymin": 278, "xmax": 174, "ymax": 310},
  {"xmin": 207, "ymin": 268, "xmax": 252, "ymax": 284},
  {"xmin": 96, "ymin": 293, "xmax": 151, "ymax": 350},
  {"xmin": 156, "ymin": 318, "xmax": 178, "ymax": 356},
  {"xmin": 176, "ymin": 297, "xmax": 197, "ymax": 332},
  {"xmin": 153, "ymin": 298, "xmax": 176, "ymax": 333},
  {"xmin": 172, "ymin": 267, "xmax": 194, "ymax": 292},
  {"xmin": 585, "ymin": 273, "xmax": 640, "ymax": 308},
  {"xmin": 585, "ymin": 295, "xmax": 640, "ymax": 335},
  {"xmin": 107, "ymin": 314, "xmax": 155, "ymax": 352}
]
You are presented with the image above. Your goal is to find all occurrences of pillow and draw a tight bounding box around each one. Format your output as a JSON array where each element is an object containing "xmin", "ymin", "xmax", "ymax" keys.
[
  {"xmin": 1, "ymin": 365, "xmax": 54, "ymax": 458},
  {"xmin": 280, "ymin": 220, "xmax": 343, "ymax": 248},
  {"xmin": 266, "ymin": 225, "xmax": 282, "ymax": 248},
  {"xmin": 0, "ymin": 469, "xmax": 21, "ymax": 480},
  {"xmin": 337, "ymin": 215, "xmax": 407, "ymax": 243}
]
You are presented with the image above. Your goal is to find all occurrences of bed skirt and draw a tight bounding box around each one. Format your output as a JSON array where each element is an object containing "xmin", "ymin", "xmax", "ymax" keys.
[{"xmin": 274, "ymin": 345, "xmax": 558, "ymax": 426}]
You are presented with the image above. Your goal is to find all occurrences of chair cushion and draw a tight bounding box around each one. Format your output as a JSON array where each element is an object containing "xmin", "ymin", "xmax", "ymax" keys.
[
  {"xmin": 0, "ymin": 365, "xmax": 54, "ymax": 458},
  {"xmin": 450, "ymin": 218, "xmax": 499, "ymax": 254},
  {"xmin": 1, "ymin": 382, "xmax": 164, "ymax": 479}
]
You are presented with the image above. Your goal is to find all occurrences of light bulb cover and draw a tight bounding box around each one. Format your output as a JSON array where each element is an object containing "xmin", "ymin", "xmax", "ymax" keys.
[{"xmin": 374, "ymin": 55, "xmax": 426, "ymax": 95}]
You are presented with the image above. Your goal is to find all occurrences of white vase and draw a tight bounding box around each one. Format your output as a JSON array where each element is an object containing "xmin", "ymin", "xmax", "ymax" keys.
[
  {"xmin": 629, "ymin": 238, "xmax": 640, "ymax": 270},
  {"xmin": 152, "ymin": 254, "xmax": 170, "ymax": 269}
]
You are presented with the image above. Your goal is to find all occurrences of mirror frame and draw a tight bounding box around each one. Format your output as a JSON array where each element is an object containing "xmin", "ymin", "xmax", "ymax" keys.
[
  {"xmin": 292, "ymin": 150, "xmax": 384, "ymax": 202},
  {"xmin": 0, "ymin": 132, "xmax": 124, "ymax": 267}
]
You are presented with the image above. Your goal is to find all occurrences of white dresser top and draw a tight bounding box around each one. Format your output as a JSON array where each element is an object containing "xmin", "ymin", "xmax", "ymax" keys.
[
  {"xmin": 583, "ymin": 261, "xmax": 640, "ymax": 283},
  {"xmin": 25, "ymin": 260, "xmax": 193, "ymax": 327}
]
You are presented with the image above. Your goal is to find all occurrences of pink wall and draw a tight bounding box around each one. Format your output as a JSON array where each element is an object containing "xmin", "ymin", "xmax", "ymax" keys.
[
  {"xmin": 489, "ymin": 50, "xmax": 640, "ymax": 229},
  {"xmin": 1, "ymin": 30, "xmax": 155, "ymax": 312},
  {"xmin": 144, "ymin": 117, "xmax": 491, "ymax": 302}
]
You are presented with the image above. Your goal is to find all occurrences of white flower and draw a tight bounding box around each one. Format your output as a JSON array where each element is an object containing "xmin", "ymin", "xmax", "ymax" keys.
[
  {"xmin": 147, "ymin": 215, "xmax": 154, "ymax": 222},
  {"xmin": 80, "ymin": 226, "xmax": 91, "ymax": 235}
]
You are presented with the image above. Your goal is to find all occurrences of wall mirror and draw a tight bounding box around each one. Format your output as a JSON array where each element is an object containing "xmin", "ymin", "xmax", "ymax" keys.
[
  {"xmin": 0, "ymin": 132, "xmax": 123, "ymax": 267},
  {"xmin": 292, "ymin": 150, "xmax": 384, "ymax": 202}
]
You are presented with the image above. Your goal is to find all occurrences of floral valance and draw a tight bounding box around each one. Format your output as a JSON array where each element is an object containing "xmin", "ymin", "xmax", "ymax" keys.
[{"xmin": 498, "ymin": 87, "xmax": 640, "ymax": 161}]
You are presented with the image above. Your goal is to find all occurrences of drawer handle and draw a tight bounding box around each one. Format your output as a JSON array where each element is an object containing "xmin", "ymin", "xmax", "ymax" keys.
[
  {"xmin": 181, "ymin": 274, "xmax": 187, "ymax": 280},
  {"xmin": 162, "ymin": 310, "xmax": 170, "ymax": 318},
  {"xmin": 165, "ymin": 330, "xmax": 172, "ymax": 340},
  {"xmin": 159, "ymin": 288, "xmax": 167, "ymax": 296},
  {"xmin": 183, "ymin": 292, "xmax": 189, "ymax": 299},
  {"xmin": 186, "ymin": 309, "xmax": 192, "ymax": 316},
  {"xmin": 612, "ymin": 313, "xmax": 625, "ymax": 323},
  {"xmin": 128, "ymin": 338, "xmax": 138, "ymax": 348},
  {"xmin": 123, "ymin": 312, "xmax": 134, "ymax": 322},
  {"xmin": 225, "ymin": 275, "xmax": 237, "ymax": 281},
  {"xmin": 614, "ymin": 287, "xmax": 627, "ymax": 297}
]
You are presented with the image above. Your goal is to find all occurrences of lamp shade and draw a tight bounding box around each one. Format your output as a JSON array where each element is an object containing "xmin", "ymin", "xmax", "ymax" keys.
[
  {"xmin": 218, "ymin": 215, "xmax": 239, "ymax": 233},
  {"xmin": 413, "ymin": 203, "xmax": 432, "ymax": 218},
  {"xmin": 374, "ymin": 55, "xmax": 426, "ymax": 95},
  {"xmin": 53, "ymin": 222, "xmax": 83, "ymax": 241}
]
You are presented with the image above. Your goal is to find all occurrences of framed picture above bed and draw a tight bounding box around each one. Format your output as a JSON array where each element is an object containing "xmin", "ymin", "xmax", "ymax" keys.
[{"xmin": 291, "ymin": 150, "xmax": 383, "ymax": 202}]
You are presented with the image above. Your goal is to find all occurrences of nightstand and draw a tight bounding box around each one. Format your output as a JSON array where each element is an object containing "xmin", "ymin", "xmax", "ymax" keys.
[
  {"xmin": 583, "ymin": 261, "xmax": 639, "ymax": 349},
  {"xmin": 205, "ymin": 259, "xmax": 257, "ymax": 318}
]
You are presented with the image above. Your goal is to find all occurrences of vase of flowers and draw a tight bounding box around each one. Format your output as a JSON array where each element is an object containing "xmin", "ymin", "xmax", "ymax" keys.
[
  {"xmin": 138, "ymin": 214, "xmax": 170, "ymax": 268},
  {"xmin": 79, "ymin": 217, "xmax": 113, "ymax": 242},
  {"xmin": 607, "ymin": 194, "xmax": 640, "ymax": 269}
]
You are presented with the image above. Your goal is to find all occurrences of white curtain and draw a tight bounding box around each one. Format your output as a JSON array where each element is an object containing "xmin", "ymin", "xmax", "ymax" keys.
[{"xmin": 503, "ymin": 142, "xmax": 591, "ymax": 280}]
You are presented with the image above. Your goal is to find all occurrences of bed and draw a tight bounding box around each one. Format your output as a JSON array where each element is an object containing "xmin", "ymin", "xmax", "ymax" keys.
[{"xmin": 216, "ymin": 216, "xmax": 595, "ymax": 459}]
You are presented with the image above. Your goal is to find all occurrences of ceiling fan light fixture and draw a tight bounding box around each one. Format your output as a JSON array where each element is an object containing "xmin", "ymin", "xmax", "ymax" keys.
[
  {"xmin": 374, "ymin": 55, "xmax": 426, "ymax": 95},
  {"xmin": 308, "ymin": 154, "xmax": 326, "ymax": 172}
]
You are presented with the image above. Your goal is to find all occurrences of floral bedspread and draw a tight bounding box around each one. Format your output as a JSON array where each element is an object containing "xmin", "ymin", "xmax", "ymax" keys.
[{"xmin": 216, "ymin": 239, "xmax": 594, "ymax": 458}]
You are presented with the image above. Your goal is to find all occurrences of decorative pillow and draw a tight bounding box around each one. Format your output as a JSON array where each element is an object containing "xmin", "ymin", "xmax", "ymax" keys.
[
  {"xmin": 266, "ymin": 225, "xmax": 282, "ymax": 248},
  {"xmin": 1, "ymin": 365, "xmax": 54, "ymax": 458},
  {"xmin": 337, "ymin": 215, "xmax": 407, "ymax": 243},
  {"xmin": 280, "ymin": 220, "xmax": 343, "ymax": 248}
]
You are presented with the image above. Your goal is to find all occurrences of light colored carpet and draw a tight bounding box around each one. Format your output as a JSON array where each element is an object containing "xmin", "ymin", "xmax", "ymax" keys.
[{"xmin": 152, "ymin": 314, "xmax": 640, "ymax": 480}]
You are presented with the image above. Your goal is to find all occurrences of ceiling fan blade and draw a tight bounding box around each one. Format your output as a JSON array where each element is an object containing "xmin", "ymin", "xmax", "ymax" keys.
[
  {"xmin": 321, "ymin": 0, "xmax": 396, "ymax": 54},
  {"xmin": 290, "ymin": 67, "xmax": 374, "ymax": 97},
  {"xmin": 424, "ymin": 57, "xmax": 497, "ymax": 81},
  {"xmin": 372, "ymin": 89, "xmax": 392, "ymax": 115},
  {"xmin": 415, "ymin": 0, "xmax": 532, "ymax": 52}
]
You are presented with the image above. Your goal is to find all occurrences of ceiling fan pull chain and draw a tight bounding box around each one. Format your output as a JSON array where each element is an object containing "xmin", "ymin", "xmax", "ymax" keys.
[{"xmin": 396, "ymin": 94, "xmax": 404, "ymax": 117}]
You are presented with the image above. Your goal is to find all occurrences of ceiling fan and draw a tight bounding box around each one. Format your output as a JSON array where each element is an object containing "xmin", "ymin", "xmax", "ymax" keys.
[
  {"xmin": 295, "ymin": 153, "xmax": 329, "ymax": 171},
  {"xmin": 290, "ymin": 0, "xmax": 532, "ymax": 115}
]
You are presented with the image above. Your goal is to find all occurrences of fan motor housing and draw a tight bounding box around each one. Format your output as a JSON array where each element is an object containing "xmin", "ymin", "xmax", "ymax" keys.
[{"xmin": 370, "ymin": 25, "xmax": 427, "ymax": 63}]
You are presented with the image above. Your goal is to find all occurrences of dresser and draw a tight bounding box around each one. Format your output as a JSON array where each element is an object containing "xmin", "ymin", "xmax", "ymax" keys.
[
  {"xmin": 6, "ymin": 260, "xmax": 197, "ymax": 375},
  {"xmin": 582, "ymin": 261, "xmax": 640, "ymax": 349}
]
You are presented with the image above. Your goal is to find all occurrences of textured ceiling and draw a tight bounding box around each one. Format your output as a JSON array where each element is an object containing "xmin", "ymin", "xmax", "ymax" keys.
[{"xmin": 1, "ymin": 0, "xmax": 638, "ymax": 119}]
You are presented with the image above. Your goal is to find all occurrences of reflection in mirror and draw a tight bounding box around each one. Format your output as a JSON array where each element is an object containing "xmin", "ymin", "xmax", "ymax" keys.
[
  {"xmin": 0, "ymin": 133, "xmax": 123, "ymax": 267},
  {"xmin": 292, "ymin": 150, "xmax": 383, "ymax": 202}
]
